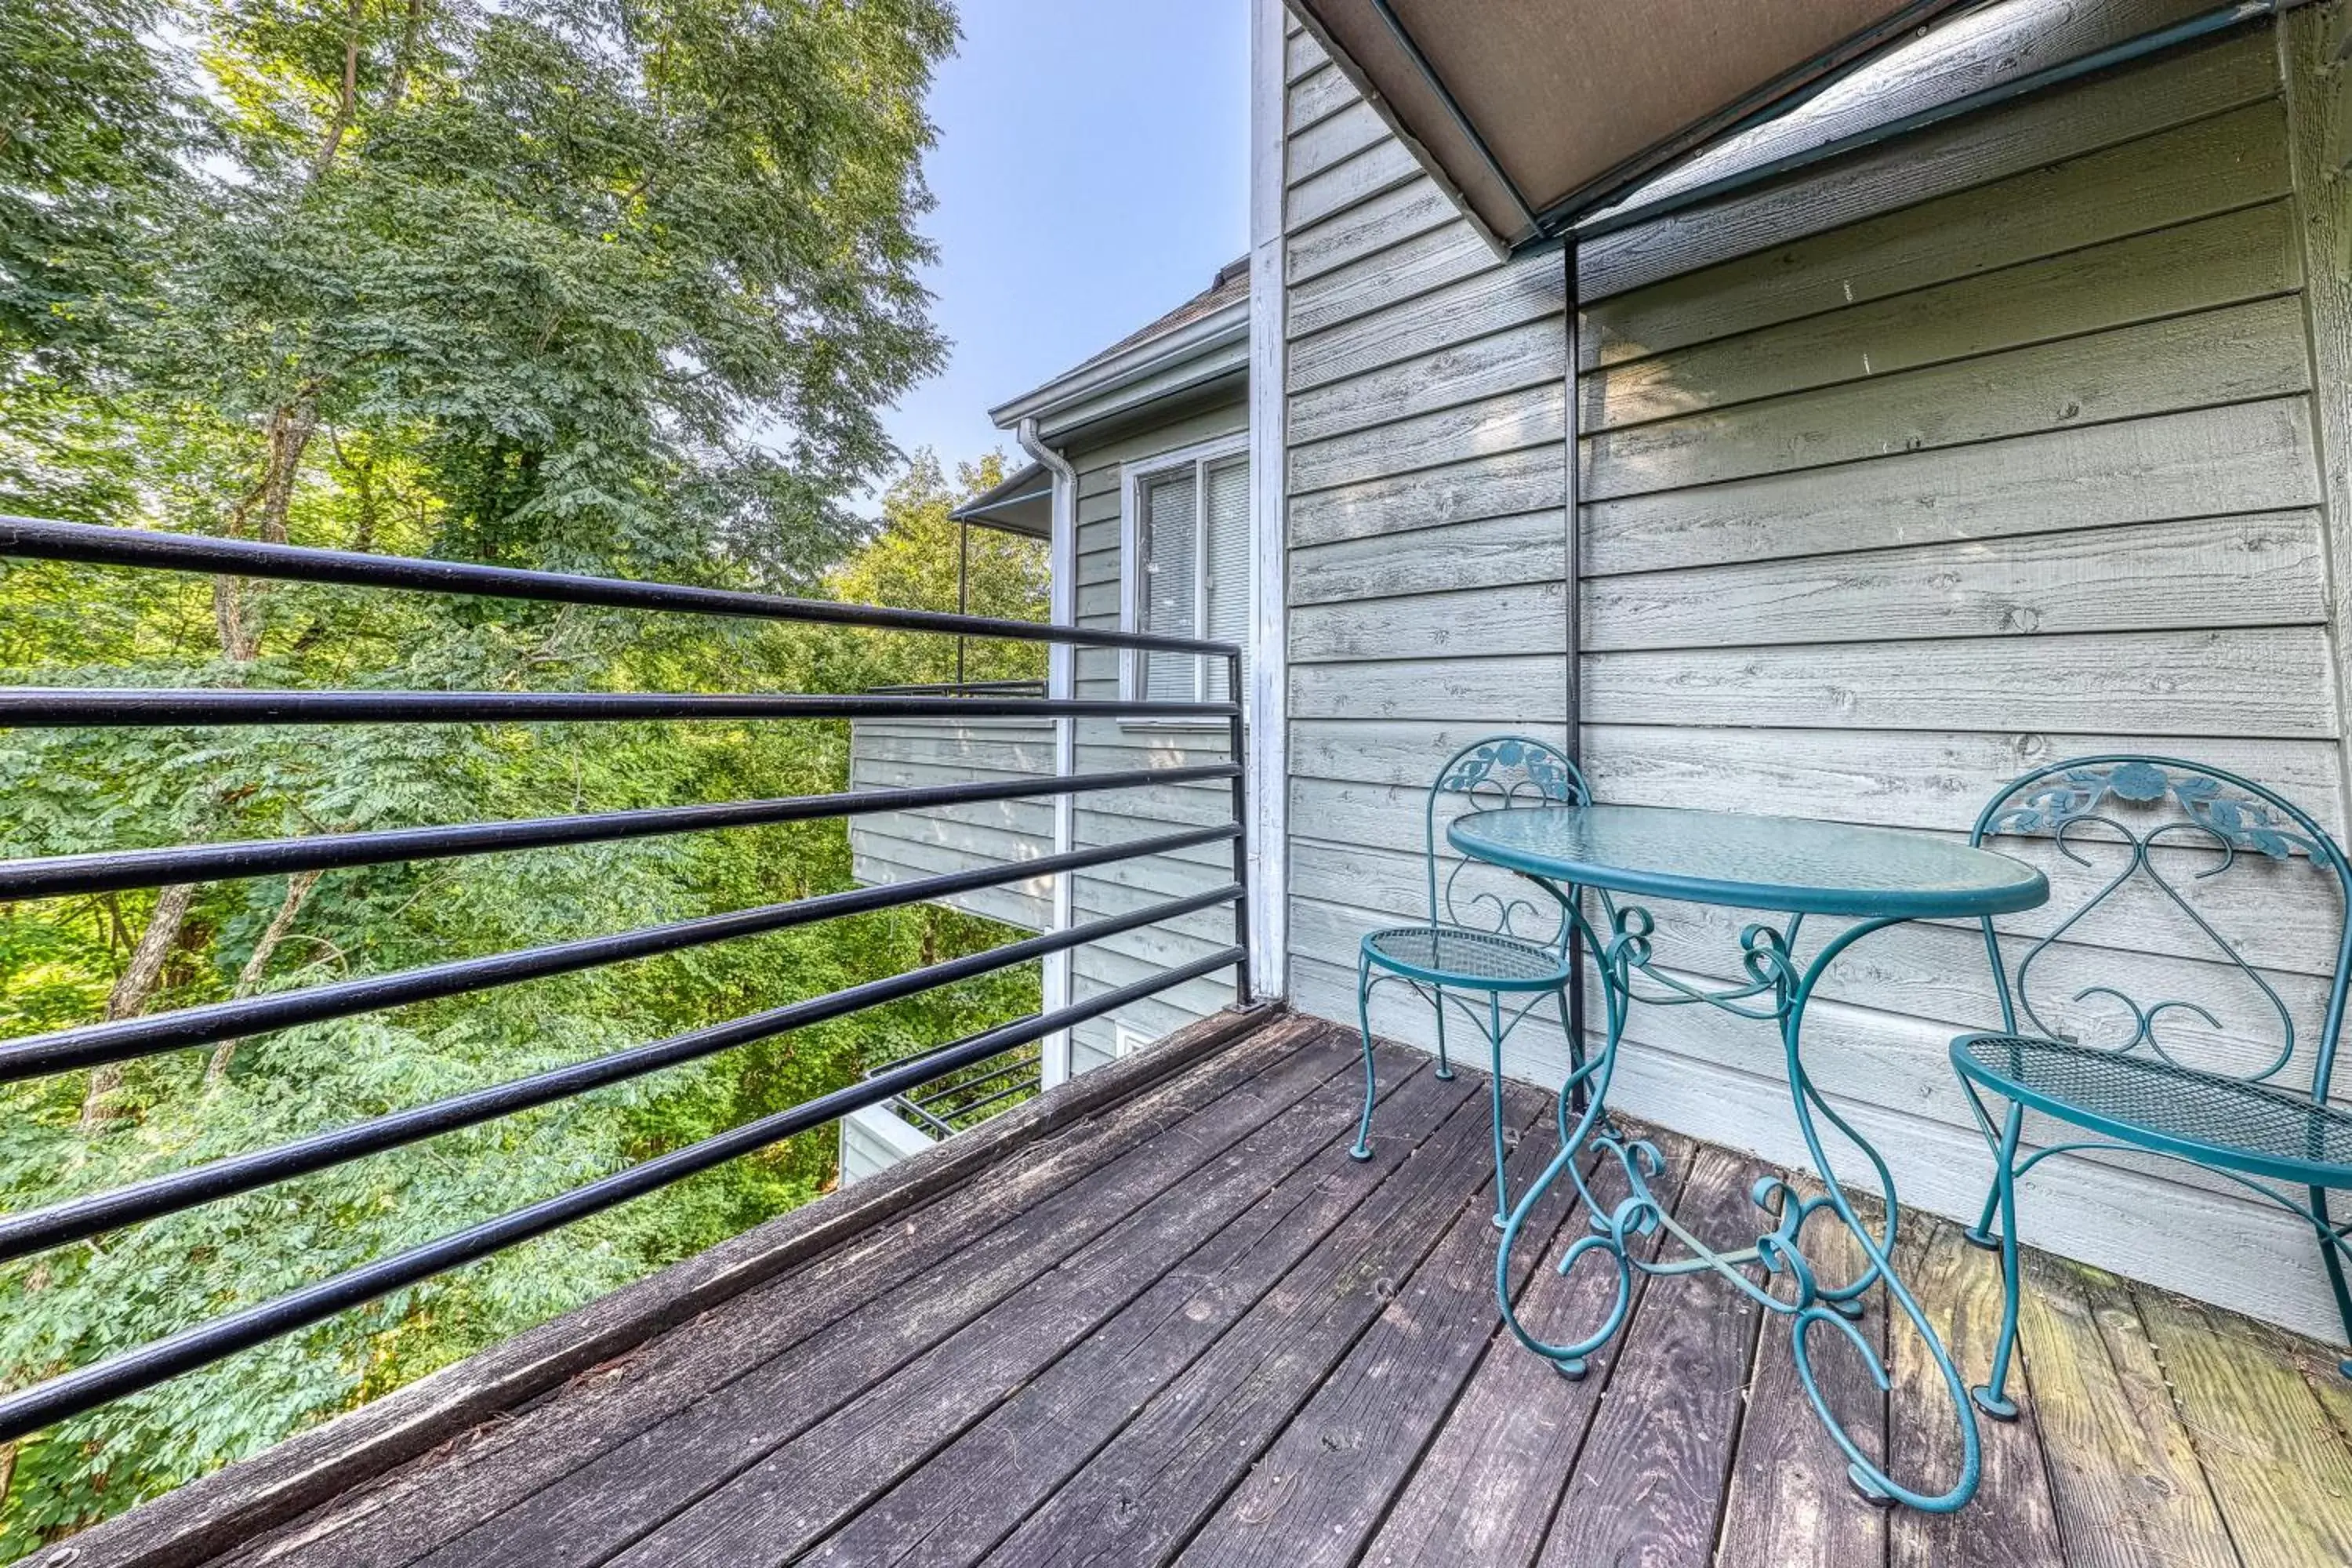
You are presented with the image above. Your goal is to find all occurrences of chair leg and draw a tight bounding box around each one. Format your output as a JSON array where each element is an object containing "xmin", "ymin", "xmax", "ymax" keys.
[
  {"xmin": 1962, "ymin": 1169, "xmax": 2003, "ymax": 1251},
  {"xmin": 1352, "ymin": 953, "xmax": 1377, "ymax": 1162},
  {"xmin": 1432, "ymin": 984, "xmax": 1455, "ymax": 1081},
  {"xmin": 1487, "ymin": 990, "xmax": 1508, "ymax": 1229},
  {"xmin": 1974, "ymin": 1100, "xmax": 2027, "ymax": 1421},
  {"xmin": 2310, "ymin": 1186, "xmax": 2352, "ymax": 1381}
]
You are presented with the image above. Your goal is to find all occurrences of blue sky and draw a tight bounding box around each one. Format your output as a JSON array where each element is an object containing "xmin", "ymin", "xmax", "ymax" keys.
[{"xmin": 880, "ymin": 1, "xmax": 1253, "ymax": 481}]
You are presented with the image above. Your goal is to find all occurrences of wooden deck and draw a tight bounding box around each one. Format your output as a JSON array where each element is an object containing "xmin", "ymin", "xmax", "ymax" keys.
[{"xmin": 67, "ymin": 1011, "xmax": 2352, "ymax": 1567}]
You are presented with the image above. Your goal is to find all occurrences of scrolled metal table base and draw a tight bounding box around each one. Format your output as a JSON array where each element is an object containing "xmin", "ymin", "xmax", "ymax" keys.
[{"xmin": 1493, "ymin": 887, "xmax": 1984, "ymax": 1515}]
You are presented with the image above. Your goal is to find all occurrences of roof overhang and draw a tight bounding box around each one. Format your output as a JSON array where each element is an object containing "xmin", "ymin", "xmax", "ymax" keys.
[
  {"xmin": 988, "ymin": 296, "xmax": 1251, "ymax": 443},
  {"xmin": 1287, "ymin": 0, "xmax": 2296, "ymax": 255},
  {"xmin": 948, "ymin": 460, "xmax": 1053, "ymax": 538}
]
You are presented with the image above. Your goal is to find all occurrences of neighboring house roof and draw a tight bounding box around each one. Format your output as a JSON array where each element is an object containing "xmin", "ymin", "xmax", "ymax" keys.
[
  {"xmin": 1061, "ymin": 256, "xmax": 1250, "ymax": 379},
  {"xmin": 948, "ymin": 459, "xmax": 1052, "ymax": 537},
  {"xmin": 989, "ymin": 257, "xmax": 1253, "ymax": 441}
]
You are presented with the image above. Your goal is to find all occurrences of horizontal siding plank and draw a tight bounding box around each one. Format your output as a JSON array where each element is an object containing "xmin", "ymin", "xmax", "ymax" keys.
[
  {"xmin": 1584, "ymin": 512, "xmax": 2326, "ymax": 650},
  {"xmin": 1288, "ymin": 443, "xmax": 1564, "ymax": 550},
  {"xmin": 1586, "ymin": 201, "xmax": 2300, "ymax": 431},
  {"xmin": 1584, "ymin": 395, "xmax": 2319, "ymax": 575},
  {"xmin": 1581, "ymin": 296, "xmax": 2310, "ymax": 501},
  {"xmin": 1287, "ymin": 316, "xmax": 1566, "ymax": 446},
  {"xmin": 1293, "ymin": 382, "xmax": 1562, "ymax": 497},
  {"xmin": 1286, "ymin": 715, "xmax": 2345, "ymax": 826},
  {"xmin": 1581, "ymin": 627, "xmax": 2335, "ymax": 735},
  {"xmin": 1286, "ymin": 98, "xmax": 1391, "ymax": 188},
  {"xmin": 1287, "ymin": 140, "xmax": 1425, "ymax": 234},
  {"xmin": 1292, "ymin": 655, "xmax": 1567, "ymax": 722},
  {"xmin": 1284, "ymin": 24, "xmax": 1327, "ymax": 82},
  {"xmin": 1290, "ymin": 251, "xmax": 1564, "ymax": 394},
  {"xmin": 1580, "ymin": 30, "xmax": 2279, "ymax": 300},
  {"xmin": 1577, "ymin": 724, "xmax": 2347, "ymax": 838},
  {"xmin": 1286, "ymin": 177, "xmax": 1464, "ymax": 285},
  {"xmin": 1290, "ymin": 509, "xmax": 1566, "ymax": 605},
  {"xmin": 1286, "ymin": 220, "xmax": 1494, "ymax": 340},
  {"xmin": 1292, "ymin": 580, "xmax": 1566, "ymax": 662},
  {"xmin": 1285, "ymin": 62, "xmax": 1356, "ymax": 136}
]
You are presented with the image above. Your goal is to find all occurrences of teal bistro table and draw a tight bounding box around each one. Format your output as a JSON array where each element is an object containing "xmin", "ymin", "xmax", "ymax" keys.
[{"xmin": 1446, "ymin": 803, "xmax": 2048, "ymax": 1514}]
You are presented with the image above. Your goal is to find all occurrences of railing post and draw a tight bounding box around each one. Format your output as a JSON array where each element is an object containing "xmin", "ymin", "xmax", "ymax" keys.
[{"xmin": 1229, "ymin": 648, "xmax": 1253, "ymax": 1007}]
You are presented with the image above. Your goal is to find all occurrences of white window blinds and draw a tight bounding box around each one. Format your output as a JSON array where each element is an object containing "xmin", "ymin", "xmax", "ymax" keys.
[
  {"xmin": 1202, "ymin": 459, "xmax": 1250, "ymax": 702},
  {"xmin": 1140, "ymin": 470, "xmax": 1198, "ymax": 704},
  {"xmin": 1134, "ymin": 452, "xmax": 1250, "ymax": 710}
]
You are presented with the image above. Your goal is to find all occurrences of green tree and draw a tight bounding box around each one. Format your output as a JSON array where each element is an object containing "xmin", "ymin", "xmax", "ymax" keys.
[
  {"xmin": 0, "ymin": 0, "xmax": 1062, "ymax": 1552},
  {"xmin": 0, "ymin": 0, "xmax": 194, "ymax": 374},
  {"xmin": 826, "ymin": 448, "xmax": 1050, "ymax": 689}
]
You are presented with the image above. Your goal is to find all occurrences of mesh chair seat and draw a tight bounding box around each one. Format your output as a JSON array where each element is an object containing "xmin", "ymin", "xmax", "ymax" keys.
[
  {"xmin": 1363, "ymin": 924, "xmax": 1572, "ymax": 991},
  {"xmin": 1953, "ymin": 1032, "xmax": 2352, "ymax": 1185}
]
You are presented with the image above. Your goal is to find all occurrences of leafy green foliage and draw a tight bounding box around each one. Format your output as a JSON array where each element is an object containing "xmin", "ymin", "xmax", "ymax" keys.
[{"xmin": 0, "ymin": 0, "xmax": 1066, "ymax": 1554}]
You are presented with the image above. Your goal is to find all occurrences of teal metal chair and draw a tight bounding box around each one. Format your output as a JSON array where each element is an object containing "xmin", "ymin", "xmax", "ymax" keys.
[
  {"xmin": 1354, "ymin": 735, "xmax": 1590, "ymax": 1225},
  {"xmin": 1952, "ymin": 756, "xmax": 2352, "ymax": 1421}
]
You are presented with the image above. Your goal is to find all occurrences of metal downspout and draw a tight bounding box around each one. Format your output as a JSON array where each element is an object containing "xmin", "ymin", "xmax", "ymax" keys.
[{"xmin": 1019, "ymin": 416, "xmax": 1080, "ymax": 1087}]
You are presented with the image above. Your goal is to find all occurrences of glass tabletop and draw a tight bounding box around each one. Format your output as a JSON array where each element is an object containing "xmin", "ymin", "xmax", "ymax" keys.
[{"xmin": 1446, "ymin": 804, "xmax": 2049, "ymax": 920}]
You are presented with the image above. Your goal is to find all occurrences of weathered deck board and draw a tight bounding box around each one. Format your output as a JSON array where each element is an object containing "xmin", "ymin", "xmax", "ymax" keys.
[
  {"xmin": 973, "ymin": 1081, "xmax": 1535, "ymax": 1566},
  {"xmin": 1358, "ymin": 1130, "xmax": 1699, "ymax": 1568},
  {"xmin": 1535, "ymin": 1146, "xmax": 1769, "ymax": 1568},
  {"xmin": 800, "ymin": 1052, "xmax": 1466, "ymax": 1568},
  {"xmin": 1170, "ymin": 1091, "xmax": 1583, "ymax": 1567},
  {"xmin": 71, "ymin": 1012, "xmax": 2352, "ymax": 1568},
  {"xmin": 1714, "ymin": 1181, "xmax": 1888, "ymax": 1568},
  {"xmin": 412, "ymin": 1031, "xmax": 1359, "ymax": 1568}
]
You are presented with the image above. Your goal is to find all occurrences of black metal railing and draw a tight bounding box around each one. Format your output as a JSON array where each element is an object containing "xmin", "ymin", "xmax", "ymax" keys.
[
  {"xmin": 869, "ymin": 678, "xmax": 1049, "ymax": 699},
  {"xmin": 863, "ymin": 1036, "xmax": 1044, "ymax": 1139},
  {"xmin": 0, "ymin": 515, "xmax": 1251, "ymax": 1444}
]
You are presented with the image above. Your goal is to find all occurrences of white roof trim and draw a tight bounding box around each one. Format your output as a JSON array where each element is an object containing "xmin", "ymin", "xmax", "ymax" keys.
[{"xmin": 989, "ymin": 297, "xmax": 1252, "ymax": 438}]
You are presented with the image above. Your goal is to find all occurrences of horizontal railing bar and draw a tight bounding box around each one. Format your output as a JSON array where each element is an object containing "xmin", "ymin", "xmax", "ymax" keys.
[
  {"xmin": 0, "ymin": 824, "xmax": 1240, "ymax": 1082},
  {"xmin": 893, "ymin": 1103, "xmax": 959, "ymax": 1138},
  {"xmin": 0, "ymin": 764, "xmax": 1242, "ymax": 901},
  {"xmin": 936, "ymin": 1076, "xmax": 1039, "ymax": 1123},
  {"xmin": 0, "ymin": 890, "xmax": 1241, "ymax": 1265},
  {"xmin": 0, "ymin": 940, "xmax": 1244, "ymax": 1443},
  {"xmin": 908, "ymin": 1056, "xmax": 1034, "ymax": 1108},
  {"xmin": 0, "ymin": 688, "xmax": 1237, "ymax": 729},
  {"xmin": 0, "ymin": 517, "xmax": 1240, "ymax": 656}
]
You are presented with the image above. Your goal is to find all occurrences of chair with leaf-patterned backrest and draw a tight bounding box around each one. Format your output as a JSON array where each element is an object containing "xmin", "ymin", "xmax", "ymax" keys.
[
  {"xmin": 1953, "ymin": 755, "xmax": 2352, "ymax": 1417},
  {"xmin": 1354, "ymin": 735, "xmax": 1591, "ymax": 1226}
]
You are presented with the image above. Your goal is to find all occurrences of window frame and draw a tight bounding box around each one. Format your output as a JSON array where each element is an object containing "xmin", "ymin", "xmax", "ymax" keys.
[{"xmin": 1117, "ymin": 433, "xmax": 1251, "ymax": 727}]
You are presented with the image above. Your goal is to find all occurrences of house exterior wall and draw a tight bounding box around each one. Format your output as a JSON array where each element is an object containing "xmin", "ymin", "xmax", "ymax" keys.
[
  {"xmin": 1276, "ymin": 1, "xmax": 2352, "ymax": 1341},
  {"xmin": 847, "ymin": 717, "xmax": 1058, "ymax": 933},
  {"xmin": 844, "ymin": 390, "xmax": 1256, "ymax": 1076},
  {"xmin": 1066, "ymin": 394, "xmax": 1254, "ymax": 1073}
]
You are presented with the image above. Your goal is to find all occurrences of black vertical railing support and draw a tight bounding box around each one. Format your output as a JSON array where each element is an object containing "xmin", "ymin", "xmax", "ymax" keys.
[{"xmin": 1228, "ymin": 646, "xmax": 1253, "ymax": 1006}]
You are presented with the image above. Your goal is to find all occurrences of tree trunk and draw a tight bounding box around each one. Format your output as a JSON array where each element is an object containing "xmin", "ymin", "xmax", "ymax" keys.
[
  {"xmin": 79, "ymin": 881, "xmax": 198, "ymax": 1131},
  {"xmin": 207, "ymin": 870, "xmax": 321, "ymax": 1084},
  {"xmin": 213, "ymin": 397, "xmax": 322, "ymax": 662}
]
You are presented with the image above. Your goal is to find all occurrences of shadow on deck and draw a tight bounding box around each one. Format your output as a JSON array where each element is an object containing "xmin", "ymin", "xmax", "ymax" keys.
[{"xmin": 51, "ymin": 1011, "xmax": 2352, "ymax": 1566}]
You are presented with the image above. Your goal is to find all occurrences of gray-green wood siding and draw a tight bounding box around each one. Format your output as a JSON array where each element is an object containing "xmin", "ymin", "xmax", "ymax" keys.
[
  {"xmin": 1279, "ymin": 2, "xmax": 2352, "ymax": 1342},
  {"xmin": 1068, "ymin": 398, "xmax": 1252, "ymax": 1071},
  {"xmin": 845, "ymin": 396, "xmax": 1251, "ymax": 1074}
]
